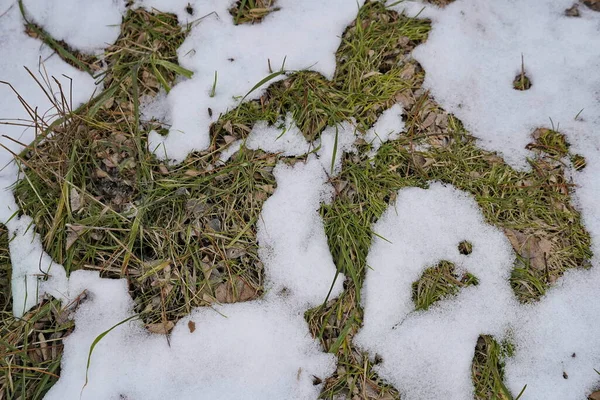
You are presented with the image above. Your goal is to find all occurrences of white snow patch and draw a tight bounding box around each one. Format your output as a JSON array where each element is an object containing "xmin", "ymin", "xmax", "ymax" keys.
[
  {"xmin": 316, "ymin": 121, "xmax": 357, "ymax": 176},
  {"xmin": 364, "ymin": 103, "xmax": 405, "ymax": 157},
  {"xmin": 392, "ymin": 0, "xmax": 600, "ymax": 171},
  {"xmin": 140, "ymin": 90, "xmax": 171, "ymax": 125},
  {"xmin": 6, "ymin": 216, "xmax": 68, "ymax": 317},
  {"xmin": 258, "ymin": 157, "xmax": 344, "ymax": 308},
  {"xmin": 22, "ymin": 0, "xmax": 125, "ymax": 53},
  {"xmin": 505, "ymin": 266, "xmax": 600, "ymax": 400},
  {"xmin": 245, "ymin": 113, "xmax": 312, "ymax": 157},
  {"xmin": 141, "ymin": 0, "xmax": 364, "ymax": 162},
  {"xmin": 355, "ymin": 183, "xmax": 518, "ymax": 399}
]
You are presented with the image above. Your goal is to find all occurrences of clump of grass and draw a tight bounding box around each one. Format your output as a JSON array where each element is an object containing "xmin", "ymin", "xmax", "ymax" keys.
[
  {"xmin": 513, "ymin": 55, "xmax": 532, "ymax": 91},
  {"xmin": 526, "ymin": 128, "xmax": 569, "ymax": 158},
  {"xmin": 0, "ymin": 299, "xmax": 74, "ymax": 400},
  {"xmin": 412, "ymin": 260, "xmax": 479, "ymax": 311},
  {"xmin": 471, "ymin": 335, "xmax": 514, "ymax": 400},
  {"xmin": 229, "ymin": 0, "xmax": 279, "ymax": 25}
]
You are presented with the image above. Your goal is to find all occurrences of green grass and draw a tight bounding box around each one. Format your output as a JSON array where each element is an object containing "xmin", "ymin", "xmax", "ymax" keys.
[
  {"xmin": 229, "ymin": 0, "xmax": 279, "ymax": 25},
  {"xmin": 3, "ymin": 1, "xmax": 595, "ymax": 399},
  {"xmin": 412, "ymin": 260, "xmax": 479, "ymax": 311}
]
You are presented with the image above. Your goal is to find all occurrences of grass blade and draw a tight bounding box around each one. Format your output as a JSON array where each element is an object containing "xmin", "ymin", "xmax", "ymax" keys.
[{"xmin": 81, "ymin": 315, "xmax": 138, "ymax": 393}]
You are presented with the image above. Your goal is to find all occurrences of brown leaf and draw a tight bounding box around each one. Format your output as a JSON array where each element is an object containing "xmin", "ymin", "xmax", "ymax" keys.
[
  {"xmin": 184, "ymin": 169, "xmax": 201, "ymax": 177},
  {"xmin": 146, "ymin": 321, "xmax": 174, "ymax": 334},
  {"xmin": 223, "ymin": 120, "xmax": 233, "ymax": 134},
  {"xmin": 400, "ymin": 63, "xmax": 416, "ymax": 80},
  {"xmin": 188, "ymin": 320, "xmax": 196, "ymax": 333},
  {"xmin": 70, "ymin": 187, "xmax": 82, "ymax": 212},
  {"xmin": 503, "ymin": 229, "xmax": 553, "ymax": 270},
  {"xmin": 589, "ymin": 390, "xmax": 600, "ymax": 400},
  {"xmin": 215, "ymin": 277, "xmax": 258, "ymax": 303},
  {"xmin": 583, "ymin": 0, "xmax": 600, "ymax": 11},
  {"xmin": 65, "ymin": 224, "xmax": 85, "ymax": 250}
]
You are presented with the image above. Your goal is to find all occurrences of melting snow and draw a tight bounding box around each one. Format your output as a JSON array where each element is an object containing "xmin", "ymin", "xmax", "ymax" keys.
[
  {"xmin": 355, "ymin": 183, "xmax": 518, "ymax": 399},
  {"xmin": 1, "ymin": 0, "xmax": 600, "ymax": 398}
]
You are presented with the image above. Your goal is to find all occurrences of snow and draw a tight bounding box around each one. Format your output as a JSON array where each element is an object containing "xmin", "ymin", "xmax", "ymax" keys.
[
  {"xmin": 6, "ymin": 215, "xmax": 68, "ymax": 317},
  {"xmin": 364, "ymin": 103, "xmax": 405, "ymax": 157},
  {"xmin": 138, "ymin": 0, "xmax": 364, "ymax": 162},
  {"xmin": 22, "ymin": 0, "xmax": 125, "ymax": 54},
  {"xmin": 355, "ymin": 183, "xmax": 518, "ymax": 399},
  {"xmin": 220, "ymin": 116, "xmax": 358, "ymax": 176},
  {"xmin": 505, "ymin": 267, "xmax": 600, "ymax": 399},
  {"xmin": 392, "ymin": 0, "xmax": 600, "ymax": 171},
  {"xmin": 316, "ymin": 121, "xmax": 357, "ymax": 176},
  {"xmin": 245, "ymin": 114, "xmax": 312, "ymax": 157},
  {"xmin": 258, "ymin": 157, "xmax": 344, "ymax": 308},
  {"xmin": 43, "ymin": 273, "xmax": 337, "ymax": 400}
]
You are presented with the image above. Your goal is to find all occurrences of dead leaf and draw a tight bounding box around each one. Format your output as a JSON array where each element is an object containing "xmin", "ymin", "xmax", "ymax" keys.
[
  {"xmin": 66, "ymin": 224, "xmax": 85, "ymax": 250},
  {"xmin": 583, "ymin": 0, "xmax": 600, "ymax": 11},
  {"xmin": 400, "ymin": 63, "xmax": 416, "ymax": 80},
  {"xmin": 146, "ymin": 321, "xmax": 174, "ymax": 334},
  {"xmin": 95, "ymin": 168, "xmax": 109, "ymax": 178},
  {"xmin": 422, "ymin": 112, "xmax": 437, "ymax": 129},
  {"xmin": 158, "ymin": 164, "xmax": 169, "ymax": 175},
  {"xmin": 215, "ymin": 277, "xmax": 258, "ymax": 303},
  {"xmin": 588, "ymin": 390, "xmax": 600, "ymax": 400},
  {"xmin": 223, "ymin": 120, "xmax": 233, "ymax": 134},
  {"xmin": 394, "ymin": 91, "xmax": 413, "ymax": 108},
  {"xmin": 184, "ymin": 169, "xmax": 201, "ymax": 177},
  {"xmin": 503, "ymin": 228, "xmax": 553, "ymax": 270},
  {"xmin": 70, "ymin": 187, "xmax": 82, "ymax": 212},
  {"xmin": 188, "ymin": 320, "xmax": 196, "ymax": 333},
  {"xmin": 226, "ymin": 247, "xmax": 246, "ymax": 259}
]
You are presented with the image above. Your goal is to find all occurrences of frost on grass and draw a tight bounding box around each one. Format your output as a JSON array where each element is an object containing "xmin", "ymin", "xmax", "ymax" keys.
[
  {"xmin": 137, "ymin": 0, "xmax": 365, "ymax": 162},
  {"xmin": 355, "ymin": 183, "xmax": 517, "ymax": 399}
]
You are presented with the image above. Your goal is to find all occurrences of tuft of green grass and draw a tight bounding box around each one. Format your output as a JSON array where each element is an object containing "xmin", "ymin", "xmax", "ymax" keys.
[
  {"xmin": 412, "ymin": 260, "xmax": 479, "ymax": 311},
  {"xmin": 471, "ymin": 335, "xmax": 514, "ymax": 400},
  {"xmin": 0, "ymin": 225, "xmax": 10, "ymax": 308},
  {"xmin": 229, "ymin": 0, "xmax": 279, "ymax": 25}
]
